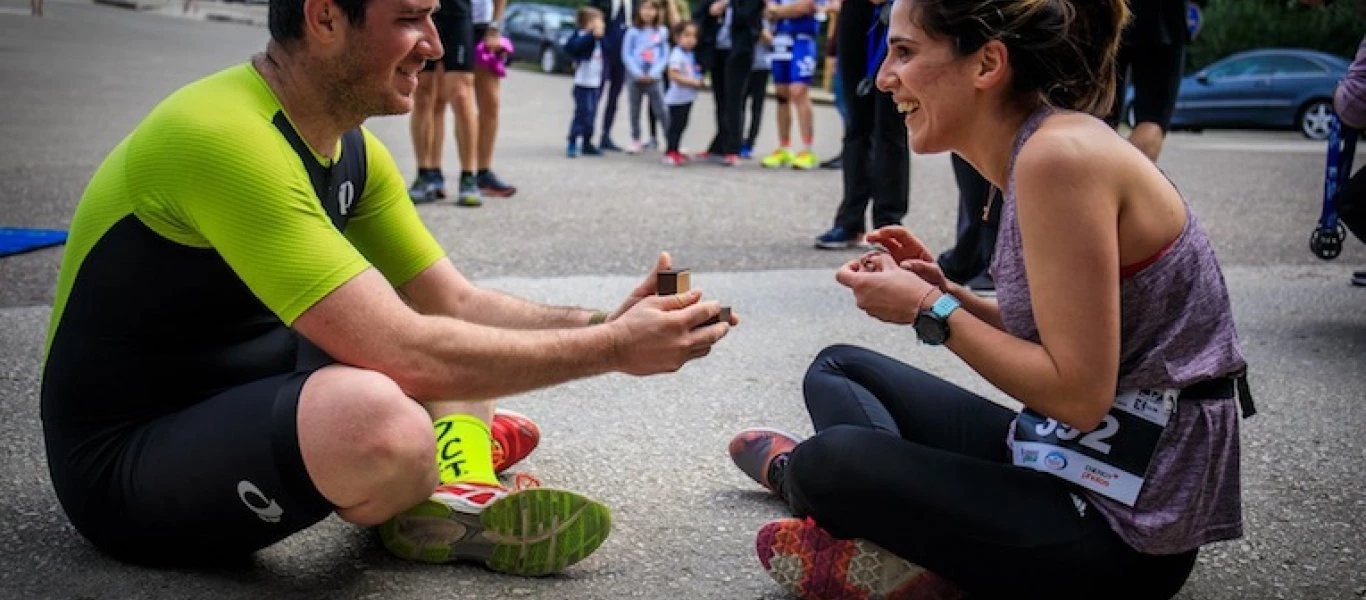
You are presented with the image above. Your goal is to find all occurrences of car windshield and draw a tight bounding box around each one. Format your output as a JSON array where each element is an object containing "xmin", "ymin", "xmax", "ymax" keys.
[{"xmin": 543, "ymin": 11, "xmax": 576, "ymax": 30}]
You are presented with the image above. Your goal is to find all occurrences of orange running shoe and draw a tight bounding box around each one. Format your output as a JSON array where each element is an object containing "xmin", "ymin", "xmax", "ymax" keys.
[
  {"xmin": 491, "ymin": 409, "xmax": 540, "ymax": 474},
  {"xmin": 755, "ymin": 518, "xmax": 964, "ymax": 600},
  {"xmin": 728, "ymin": 428, "xmax": 802, "ymax": 495}
]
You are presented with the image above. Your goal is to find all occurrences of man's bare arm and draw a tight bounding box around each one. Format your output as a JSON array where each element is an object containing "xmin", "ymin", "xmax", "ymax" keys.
[
  {"xmin": 296, "ymin": 269, "xmax": 617, "ymax": 401},
  {"xmin": 400, "ymin": 258, "xmax": 599, "ymax": 329},
  {"xmin": 294, "ymin": 267, "xmax": 728, "ymax": 401}
]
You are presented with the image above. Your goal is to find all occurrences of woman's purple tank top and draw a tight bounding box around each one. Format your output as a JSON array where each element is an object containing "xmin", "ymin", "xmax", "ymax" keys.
[{"xmin": 992, "ymin": 107, "xmax": 1248, "ymax": 554}]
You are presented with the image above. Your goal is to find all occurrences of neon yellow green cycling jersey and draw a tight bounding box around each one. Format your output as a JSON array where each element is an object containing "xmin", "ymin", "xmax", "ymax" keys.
[{"xmin": 42, "ymin": 63, "xmax": 446, "ymax": 426}]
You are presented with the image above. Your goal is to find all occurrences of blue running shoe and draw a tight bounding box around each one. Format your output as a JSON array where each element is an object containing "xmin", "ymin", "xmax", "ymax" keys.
[{"xmin": 814, "ymin": 226, "xmax": 867, "ymax": 250}]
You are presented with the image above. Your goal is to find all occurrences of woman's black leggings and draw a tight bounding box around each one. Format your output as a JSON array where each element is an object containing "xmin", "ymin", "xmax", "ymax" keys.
[{"xmin": 786, "ymin": 344, "xmax": 1198, "ymax": 600}]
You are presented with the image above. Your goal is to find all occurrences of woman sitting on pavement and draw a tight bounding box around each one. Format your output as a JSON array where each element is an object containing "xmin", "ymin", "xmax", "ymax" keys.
[{"xmin": 727, "ymin": 0, "xmax": 1254, "ymax": 598}]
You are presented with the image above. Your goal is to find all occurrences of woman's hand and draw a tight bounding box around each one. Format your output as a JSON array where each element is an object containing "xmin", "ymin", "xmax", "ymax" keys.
[
  {"xmin": 900, "ymin": 259, "xmax": 949, "ymax": 292},
  {"xmin": 864, "ymin": 226, "xmax": 935, "ymax": 265},
  {"xmin": 835, "ymin": 253, "xmax": 938, "ymax": 325}
]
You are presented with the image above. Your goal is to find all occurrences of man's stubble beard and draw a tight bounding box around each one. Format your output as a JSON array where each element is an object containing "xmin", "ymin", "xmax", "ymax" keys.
[{"xmin": 327, "ymin": 39, "xmax": 409, "ymax": 124}]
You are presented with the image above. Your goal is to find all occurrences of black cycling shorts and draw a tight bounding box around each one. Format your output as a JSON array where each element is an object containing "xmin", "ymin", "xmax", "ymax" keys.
[
  {"xmin": 46, "ymin": 342, "xmax": 337, "ymax": 566},
  {"xmin": 1111, "ymin": 42, "xmax": 1185, "ymax": 131},
  {"xmin": 426, "ymin": 3, "xmax": 476, "ymax": 73}
]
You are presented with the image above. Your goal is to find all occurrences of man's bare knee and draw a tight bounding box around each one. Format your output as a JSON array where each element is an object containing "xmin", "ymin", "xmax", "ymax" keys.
[{"xmin": 299, "ymin": 367, "xmax": 436, "ymax": 524}]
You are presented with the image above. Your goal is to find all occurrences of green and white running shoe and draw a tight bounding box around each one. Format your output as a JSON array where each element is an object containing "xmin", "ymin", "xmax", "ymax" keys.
[{"xmin": 379, "ymin": 480, "xmax": 611, "ymax": 576}]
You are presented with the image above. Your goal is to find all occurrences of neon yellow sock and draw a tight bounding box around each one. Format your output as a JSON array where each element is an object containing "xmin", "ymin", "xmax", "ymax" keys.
[{"xmin": 432, "ymin": 414, "xmax": 498, "ymax": 486}]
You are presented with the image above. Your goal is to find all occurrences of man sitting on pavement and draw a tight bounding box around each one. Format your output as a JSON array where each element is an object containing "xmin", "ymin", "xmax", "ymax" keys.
[{"xmin": 40, "ymin": 0, "xmax": 734, "ymax": 574}]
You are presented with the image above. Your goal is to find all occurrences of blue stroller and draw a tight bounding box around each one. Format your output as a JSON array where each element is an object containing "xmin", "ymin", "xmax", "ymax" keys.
[{"xmin": 1311, "ymin": 115, "xmax": 1362, "ymax": 260}]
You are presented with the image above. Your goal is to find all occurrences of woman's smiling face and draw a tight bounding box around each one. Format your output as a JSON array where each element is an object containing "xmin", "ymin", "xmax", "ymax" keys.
[{"xmin": 875, "ymin": 0, "xmax": 995, "ymax": 155}]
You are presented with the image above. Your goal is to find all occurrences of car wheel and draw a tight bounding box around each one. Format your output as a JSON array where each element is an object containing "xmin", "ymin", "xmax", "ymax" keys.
[
  {"xmin": 540, "ymin": 46, "xmax": 557, "ymax": 74},
  {"xmin": 1298, "ymin": 99, "xmax": 1334, "ymax": 140}
]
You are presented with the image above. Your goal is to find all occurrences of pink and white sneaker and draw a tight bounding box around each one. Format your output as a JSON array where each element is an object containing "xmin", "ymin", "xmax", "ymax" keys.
[{"xmin": 756, "ymin": 518, "xmax": 964, "ymax": 600}]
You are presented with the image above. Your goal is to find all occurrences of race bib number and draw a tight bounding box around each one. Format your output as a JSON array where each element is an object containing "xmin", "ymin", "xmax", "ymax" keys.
[{"xmin": 1012, "ymin": 389, "xmax": 1177, "ymax": 506}]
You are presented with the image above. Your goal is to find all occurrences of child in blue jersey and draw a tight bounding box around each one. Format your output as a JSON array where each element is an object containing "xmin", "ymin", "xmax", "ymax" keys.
[
  {"xmin": 622, "ymin": 0, "xmax": 672, "ymax": 154},
  {"xmin": 563, "ymin": 6, "xmax": 607, "ymax": 158},
  {"xmin": 663, "ymin": 21, "xmax": 705, "ymax": 166},
  {"xmin": 760, "ymin": 0, "xmax": 822, "ymax": 170}
]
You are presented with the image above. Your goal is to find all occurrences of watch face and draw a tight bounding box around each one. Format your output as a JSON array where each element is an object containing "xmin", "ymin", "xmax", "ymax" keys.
[{"xmin": 914, "ymin": 313, "xmax": 949, "ymax": 345}]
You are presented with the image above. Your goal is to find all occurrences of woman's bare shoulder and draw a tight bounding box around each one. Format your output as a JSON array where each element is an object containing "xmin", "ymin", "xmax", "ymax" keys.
[{"xmin": 1017, "ymin": 112, "xmax": 1136, "ymax": 177}]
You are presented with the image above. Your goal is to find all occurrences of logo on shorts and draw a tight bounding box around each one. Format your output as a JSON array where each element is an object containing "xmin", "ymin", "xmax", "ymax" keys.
[
  {"xmin": 1044, "ymin": 452, "xmax": 1068, "ymax": 471},
  {"xmin": 338, "ymin": 180, "xmax": 355, "ymax": 216},
  {"xmin": 237, "ymin": 480, "xmax": 284, "ymax": 523}
]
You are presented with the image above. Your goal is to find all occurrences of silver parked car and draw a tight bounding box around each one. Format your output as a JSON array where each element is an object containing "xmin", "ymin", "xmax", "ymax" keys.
[{"xmin": 1123, "ymin": 48, "xmax": 1351, "ymax": 140}]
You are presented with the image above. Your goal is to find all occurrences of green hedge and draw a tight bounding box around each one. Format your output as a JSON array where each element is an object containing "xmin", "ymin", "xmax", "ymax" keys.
[{"xmin": 1188, "ymin": 0, "xmax": 1364, "ymax": 72}]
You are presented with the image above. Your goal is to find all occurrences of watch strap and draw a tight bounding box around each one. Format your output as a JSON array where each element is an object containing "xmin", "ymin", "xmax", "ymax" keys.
[{"xmin": 930, "ymin": 293, "xmax": 961, "ymax": 320}]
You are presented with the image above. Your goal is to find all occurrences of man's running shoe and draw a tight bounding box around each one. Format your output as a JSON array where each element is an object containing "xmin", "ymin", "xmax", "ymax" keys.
[
  {"xmin": 477, "ymin": 170, "xmax": 517, "ymax": 198},
  {"xmin": 662, "ymin": 151, "xmax": 685, "ymax": 166},
  {"xmin": 456, "ymin": 174, "xmax": 483, "ymax": 207},
  {"xmin": 491, "ymin": 409, "xmax": 540, "ymax": 474},
  {"xmin": 761, "ymin": 148, "xmax": 794, "ymax": 168},
  {"xmin": 723, "ymin": 153, "xmax": 740, "ymax": 166},
  {"xmin": 728, "ymin": 428, "xmax": 801, "ymax": 495},
  {"xmin": 791, "ymin": 151, "xmax": 819, "ymax": 170},
  {"xmin": 756, "ymin": 518, "xmax": 963, "ymax": 600},
  {"xmin": 380, "ymin": 481, "xmax": 612, "ymax": 576}
]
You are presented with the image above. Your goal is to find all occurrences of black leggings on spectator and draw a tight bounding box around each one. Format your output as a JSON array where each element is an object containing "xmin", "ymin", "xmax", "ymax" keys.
[
  {"xmin": 666, "ymin": 103, "xmax": 692, "ymax": 153},
  {"xmin": 744, "ymin": 68, "xmax": 770, "ymax": 148},
  {"xmin": 785, "ymin": 344, "xmax": 1198, "ymax": 600}
]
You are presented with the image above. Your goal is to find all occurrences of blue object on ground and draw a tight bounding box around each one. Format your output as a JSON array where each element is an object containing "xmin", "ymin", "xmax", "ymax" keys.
[{"xmin": 0, "ymin": 227, "xmax": 68, "ymax": 258}]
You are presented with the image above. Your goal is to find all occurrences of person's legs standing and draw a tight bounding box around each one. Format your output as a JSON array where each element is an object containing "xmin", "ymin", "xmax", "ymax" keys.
[
  {"xmin": 598, "ymin": 34, "xmax": 628, "ymax": 151},
  {"xmin": 439, "ymin": 5, "xmax": 482, "ymax": 207},
  {"xmin": 645, "ymin": 80, "xmax": 671, "ymax": 143},
  {"xmin": 937, "ymin": 154, "xmax": 998, "ymax": 289},
  {"xmin": 721, "ymin": 48, "xmax": 753, "ymax": 159},
  {"xmin": 743, "ymin": 67, "xmax": 770, "ymax": 156},
  {"xmin": 760, "ymin": 78, "xmax": 793, "ymax": 167},
  {"xmin": 867, "ymin": 86, "xmax": 909, "ymax": 230},
  {"xmin": 705, "ymin": 48, "xmax": 732, "ymax": 156},
  {"xmin": 818, "ymin": 61, "xmax": 846, "ymax": 170},
  {"xmin": 787, "ymin": 81, "xmax": 815, "ymax": 168},
  {"xmin": 1126, "ymin": 42, "xmax": 1184, "ymax": 162},
  {"xmin": 665, "ymin": 102, "xmax": 692, "ymax": 158},
  {"xmin": 409, "ymin": 64, "xmax": 445, "ymax": 203},
  {"xmin": 816, "ymin": 1, "xmax": 874, "ymax": 247},
  {"xmin": 473, "ymin": 24, "xmax": 517, "ymax": 198},
  {"xmin": 627, "ymin": 78, "xmax": 647, "ymax": 150},
  {"xmin": 784, "ymin": 36, "xmax": 818, "ymax": 169},
  {"xmin": 568, "ymin": 85, "xmax": 599, "ymax": 156}
]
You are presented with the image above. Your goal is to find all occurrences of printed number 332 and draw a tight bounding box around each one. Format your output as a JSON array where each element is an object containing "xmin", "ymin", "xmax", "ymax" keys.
[{"xmin": 1034, "ymin": 416, "xmax": 1119, "ymax": 454}]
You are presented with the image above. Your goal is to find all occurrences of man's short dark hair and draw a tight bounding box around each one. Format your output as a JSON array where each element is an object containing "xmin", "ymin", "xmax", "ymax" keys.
[{"xmin": 269, "ymin": 0, "xmax": 370, "ymax": 44}]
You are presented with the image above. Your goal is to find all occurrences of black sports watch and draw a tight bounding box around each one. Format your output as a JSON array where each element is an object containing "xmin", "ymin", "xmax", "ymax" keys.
[{"xmin": 913, "ymin": 294, "xmax": 961, "ymax": 345}]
